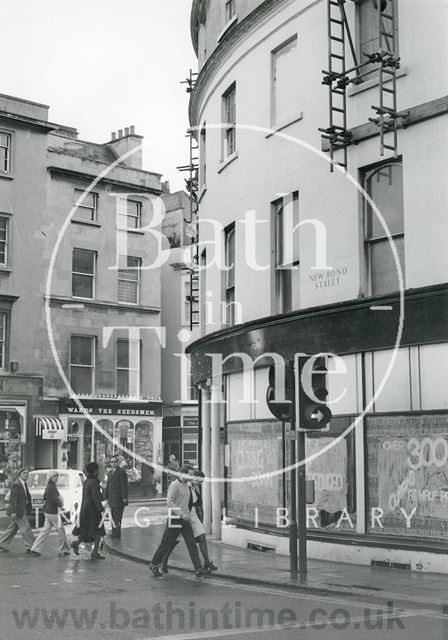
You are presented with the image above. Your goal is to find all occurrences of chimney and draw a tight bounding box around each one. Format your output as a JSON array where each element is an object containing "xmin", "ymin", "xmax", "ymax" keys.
[
  {"xmin": 107, "ymin": 125, "xmax": 144, "ymax": 170},
  {"xmin": 111, "ymin": 131, "xmax": 116, "ymax": 141}
]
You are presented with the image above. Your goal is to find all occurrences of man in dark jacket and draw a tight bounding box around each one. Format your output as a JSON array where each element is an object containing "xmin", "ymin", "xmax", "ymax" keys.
[
  {"xmin": 105, "ymin": 455, "xmax": 128, "ymax": 539},
  {"xmin": 0, "ymin": 468, "xmax": 35, "ymax": 552}
]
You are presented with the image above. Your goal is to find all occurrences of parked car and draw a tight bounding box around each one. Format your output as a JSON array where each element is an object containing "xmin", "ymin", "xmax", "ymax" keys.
[{"xmin": 4, "ymin": 469, "xmax": 86, "ymax": 527}]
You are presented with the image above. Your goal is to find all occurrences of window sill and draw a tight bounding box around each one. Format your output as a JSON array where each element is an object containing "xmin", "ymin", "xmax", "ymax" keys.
[
  {"xmin": 71, "ymin": 218, "xmax": 101, "ymax": 227},
  {"xmin": 217, "ymin": 15, "xmax": 238, "ymax": 43},
  {"xmin": 116, "ymin": 227, "xmax": 146, "ymax": 235},
  {"xmin": 265, "ymin": 112, "xmax": 304, "ymax": 138},
  {"xmin": 348, "ymin": 66, "xmax": 407, "ymax": 97},
  {"xmin": 198, "ymin": 184, "xmax": 207, "ymax": 203},
  {"xmin": 0, "ymin": 267, "xmax": 11, "ymax": 274},
  {"xmin": 218, "ymin": 151, "xmax": 239, "ymax": 174},
  {"xmin": 0, "ymin": 173, "xmax": 14, "ymax": 181}
]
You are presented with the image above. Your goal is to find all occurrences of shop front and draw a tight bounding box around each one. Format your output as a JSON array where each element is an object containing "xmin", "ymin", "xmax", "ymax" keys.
[
  {"xmin": 0, "ymin": 405, "xmax": 27, "ymax": 509},
  {"xmin": 59, "ymin": 398, "xmax": 163, "ymax": 498},
  {"xmin": 190, "ymin": 284, "xmax": 448, "ymax": 572}
]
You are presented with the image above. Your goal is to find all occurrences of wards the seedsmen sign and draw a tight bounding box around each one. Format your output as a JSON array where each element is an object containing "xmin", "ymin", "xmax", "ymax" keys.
[{"xmin": 59, "ymin": 398, "xmax": 163, "ymax": 418}]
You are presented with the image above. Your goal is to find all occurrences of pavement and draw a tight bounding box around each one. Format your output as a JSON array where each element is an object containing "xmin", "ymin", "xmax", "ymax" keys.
[{"xmin": 104, "ymin": 521, "xmax": 448, "ymax": 611}]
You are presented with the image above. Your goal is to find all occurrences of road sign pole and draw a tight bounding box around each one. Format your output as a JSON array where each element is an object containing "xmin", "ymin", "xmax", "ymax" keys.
[
  {"xmin": 294, "ymin": 356, "xmax": 308, "ymax": 577},
  {"xmin": 288, "ymin": 360, "xmax": 298, "ymax": 580},
  {"xmin": 297, "ymin": 429, "xmax": 307, "ymax": 576}
]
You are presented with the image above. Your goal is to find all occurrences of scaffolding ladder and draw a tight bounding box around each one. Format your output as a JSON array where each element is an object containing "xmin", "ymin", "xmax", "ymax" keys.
[
  {"xmin": 319, "ymin": 0, "xmax": 351, "ymax": 171},
  {"xmin": 177, "ymin": 70, "xmax": 200, "ymax": 330},
  {"xmin": 320, "ymin": 0, "xmax": 401, "ymax": 170},
  {"xmin": 369, "ymin": 0, "xmax": 400, "ymax": 157}
]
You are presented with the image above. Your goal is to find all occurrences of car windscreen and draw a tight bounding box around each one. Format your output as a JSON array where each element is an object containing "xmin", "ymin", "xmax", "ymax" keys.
[
  {"xmin": 28, "ymin": 473, "xmax": 48, "ymax": 488},
  {"xmin": 28, "ymin": 472, "xmax": 71, "ymax": 489}
]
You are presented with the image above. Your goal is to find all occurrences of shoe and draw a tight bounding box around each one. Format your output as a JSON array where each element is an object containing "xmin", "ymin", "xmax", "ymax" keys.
[
  {"xmin": 71, "ymin": 540, "xmax": 80, "ymax": 556},
  {"xmin": 0, "ymin": 545, "xmax": 10, "ymax": 552},
  {"xmin": 195, "ymin": 568, "xmax": 207, "ymax": 578},
  {"xmin": 25, "ymin": 548, "xmax": 31, "ymax": 554},
  {"xmin": 59, "ymin": 552, "xmax": 71, "ymax": 557},
  {"xmin": 161, "ymin": 563, "xmax": 168, "ymax": 574},
  {"xmin": 149, "ymin": 562, "xmax": 163, "ymax": 578},
  {"xmin": 90, "ymin": 553, "xmax": 106, "ymax": 560},
  {"xmin": 204, "ymin": 561, "xmax": 218, "ymax": 572},
  {"xmin": 30, "ymin": 550, "xmax": 41, "ymax": 556}
]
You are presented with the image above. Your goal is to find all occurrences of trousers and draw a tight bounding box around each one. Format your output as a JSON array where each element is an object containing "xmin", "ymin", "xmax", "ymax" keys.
[
  {"xmin": 0, "ymin": 514, "xmax": 35, "ymax": 550},
  {"xmin": 151, "ymin": 519, "xmax": 202, "ymax": 571},
  {"xmin": 31, "ymin": 514, "xmax": 70, "ymax": 554}
]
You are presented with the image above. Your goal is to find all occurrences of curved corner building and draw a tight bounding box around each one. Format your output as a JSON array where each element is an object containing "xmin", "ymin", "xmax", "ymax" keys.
[{"xmin": 187, "ymin": 0, "xmax": 448, "ymax": 572}]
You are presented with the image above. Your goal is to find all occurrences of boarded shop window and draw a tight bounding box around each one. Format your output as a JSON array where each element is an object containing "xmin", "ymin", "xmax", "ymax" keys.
[
  {"xmin": 227, "ymin": 421, "xmax": 284, "ymax": 527},
  {"xmin": 116, "ymin": 339, "xmax": 141, "ymax": 397},
  {"xmin": 363, "ymin": 161, "xmax": 404, "ymax": 296},
  {"xmin": 273, "ymin": 192, "xmax": 299, "ymax": 314},
  {"xmin": 271, "ymin": 36, "xmax": 299, "ymax": 127},
  {"xmin": 72, "ymin": 248, "xmax": 96, "ymax": 299},
  {"xmin": 302, "ymin": 417, "xmax": 357, "ymax": 532},
  {"xmin": 70, "ymin": 335, "xmax": 95, "ymax": 395},
  {"xmin": 73, "ymin": 189, "xmax": 98, "ymax": 222},
  {"xmin": 118, "ymin": 255, "xmax": 141, "ymax": 304},
  {"xmin": 367, "ymin": 414, "xmax": 448, "ymax": 540}
]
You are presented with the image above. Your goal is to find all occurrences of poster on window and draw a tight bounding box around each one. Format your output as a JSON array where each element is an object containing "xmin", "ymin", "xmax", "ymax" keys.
[
  {"xmin": 305, "ymin": 436, "xmax": 347, "ymax": 514},
  {"xmin": 367, "ymin": 414, "xmax": 448, "ymax": 539},
  {"xmin": 227, "ymin": 422, "xmax": 283, "ymax": 526}
]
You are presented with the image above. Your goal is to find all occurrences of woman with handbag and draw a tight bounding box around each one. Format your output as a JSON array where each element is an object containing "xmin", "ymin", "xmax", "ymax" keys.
[{"xmin": 30, "ymin": 471, "xmax": 71, "ymax": 557}]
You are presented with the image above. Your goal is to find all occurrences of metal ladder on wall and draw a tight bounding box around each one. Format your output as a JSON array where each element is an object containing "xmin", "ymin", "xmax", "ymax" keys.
[
  {"xmin": 319, "ymin": 0, "xmax": 351, "ymax": 171},
  {"xmin": 369, "ymin": 0, "xmax": 400, "ymax": 157},
  {"xmin": 178, "ymin": 70, "xmax": 200, "ymax": 331},
  {"xmin": 320, "ymin": 0, "xmax": 402, "ymax": 170}
]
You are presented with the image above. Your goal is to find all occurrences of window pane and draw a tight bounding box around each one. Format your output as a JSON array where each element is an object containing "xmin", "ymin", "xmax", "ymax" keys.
[
  {"xmin": 0, "ymin": 133, "xmax": 10, "ymax": 147},
  {"xmin": 72, "ymin": 274, "xmax": 93, "ymax": 298},
  {"xmin": 366, "ymin": 164, "xmax": 404, "ymax": 238},
  {"xmin": 73, "ymin": 249, "xmax": 95, "ymax": 275},
  {"xmin": 117, "ymin": 340, "xmax": 129, "ymax": 368},
  {"xmin": 71, "ymin": 366, "xmax": 92, "ymax": 394},
  {"xmin": 71, "ymin": 336, "xmax": 93, "ymax": 366},
  {"xmin": 118, "ymin": 280, "xmax": 138, "ymax": 303},
  {"xmin": 117, "ymin": 370, "xmax": 129, "ymax": 396},
  {"xmin": 0, "ymin": 148, "xmax": 7, "ymax": 171},
  {"xmin": 225, "ymin": 228, "xmax": 235, "ymax": 287},
  {"xmin": 370, "ymin": 236, "xmax": 404, "ymax": 296}
]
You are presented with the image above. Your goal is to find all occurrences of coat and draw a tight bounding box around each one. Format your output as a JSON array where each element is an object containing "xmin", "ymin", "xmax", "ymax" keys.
[
  {"xmin": 105, "ymin": 467, "xmax": 128, "ymax": 508},
  {"xmin": 73, "ymin": 477, "xmax": 105, "ymax": 542},
  {"xmin": 7, "ymin": 479, "xmax": 32, "ymax": 518},
  {"xmin": 43, "ymin": 482, "xmax": 63, "ymax": 515}
]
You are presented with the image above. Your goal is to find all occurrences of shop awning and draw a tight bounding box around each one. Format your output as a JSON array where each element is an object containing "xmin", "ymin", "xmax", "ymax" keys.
[{"xmin": 35, "ymin": 417, "xmax": 66, "ymax": 440}]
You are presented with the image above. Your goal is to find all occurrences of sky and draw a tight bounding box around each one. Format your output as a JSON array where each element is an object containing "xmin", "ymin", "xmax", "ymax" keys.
[{"xmin": 3, "ymin": 0, "xmax": 197, "ymax": 190}]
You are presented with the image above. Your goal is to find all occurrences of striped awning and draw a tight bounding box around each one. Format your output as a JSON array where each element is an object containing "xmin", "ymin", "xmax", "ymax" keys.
[{"xmin": 35, "ymin": 417, "xmax": 66, "ymax": 440}]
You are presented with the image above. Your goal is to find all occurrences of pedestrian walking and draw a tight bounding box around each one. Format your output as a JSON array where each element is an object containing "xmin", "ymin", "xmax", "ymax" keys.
[
  {"xmin": 149, "ymin": 464, "xmax": 205, "ymax": 578},
  {"xmin": 105, "ymin": 454, "xmax": 128, "ymax": 539},
  {"xmin": 0, "ymin": 468, "xmax": 35, "ymax": 553},
  {"xmin": 161, "ymin": 469, "xmax": 217, "ymax": 574},
  {"xmin": 71, "ymin": 462, "xmax": 107, "ymax": 560},
  {"xmin": 30, "ymin": 471, "xmax": 70, "ymax": 557}
]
